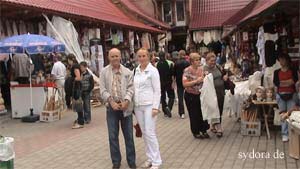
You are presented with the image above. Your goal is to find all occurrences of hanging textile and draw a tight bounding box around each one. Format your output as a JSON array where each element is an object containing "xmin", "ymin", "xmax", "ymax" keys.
[
  {"xmin": 203, "ymin": 31, "xmax": 212, "ymax": 45},
  {"xmin": 200, "ymin": 73, "xmax": 220, "ymax": 123},
  {"xmin": 210, "ymin": 30, "xmax": 221, "ymax": 42},
  {"xmin": 193, "ymin": 31, "xmax": 204, "ymax": 44},
  {"xmin": 88, "ymin": 29, "xmax": 96, "ymax": 40},
  {"xmin": 141, "ymin": 33, "xmax": 150, "ymax": 50},
  {"xmin": 117, "ymin": 30, "xmax": 123, "ymax": 42},
  {"xmin": 90, "ymin": 45, "xmax": 104, "ymax": 75},
  {"xmin": 129, "ymin": 31, "xmax": 134, "ymax": 54},
  {"xmin": 26, "ymin": 22, "xmax": 34, "ymax": 34},
  {"xmin": 0, "ymin": 19, "xmax": 5, "ymax": 40},
  {"xmin": 5, "ymin": 20, "xmax": 13, "ymax": 37},
  {"xmin": 38, "ymin": 22, "xmax": 44, "ymax": 35},
  {"xmin": 12, "ymin": 21, "xmax": 18, "ymax": 36},
  {"xmin": 256, "ymin": 26, "xmax": 266, "ymax": 67},
  {"xmin": 43, "ymin": 15, "xmax": 100, "ymax": 83},
  {"xmin": 19, "ymin": 21, "xmax": 27, "ymax": 35},
  {"xmin": 95, "ymin": 28, "xmax": 101, "ymax": 39}
]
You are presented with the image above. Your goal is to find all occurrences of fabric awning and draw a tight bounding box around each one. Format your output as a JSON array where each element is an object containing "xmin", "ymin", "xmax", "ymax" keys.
[
  {"xmin": 2, "ymin": 0, "xmax": 163, "ymax": 33},
  {"xmin": 189, "ymin": 0, "xmax": 252, "ymax": 30}
]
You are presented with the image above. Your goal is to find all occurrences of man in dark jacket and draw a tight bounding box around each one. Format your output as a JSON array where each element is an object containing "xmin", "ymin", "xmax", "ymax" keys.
[
  {"xmin": 156, "ymin": 51, "xmax": 175, "ymax": 118},
  {"xmin": 174, "ymin": 50, "xmax": 190, "ymax": 119},
  {"xmin": 80, "ymin": 61, "xmax": 94, "ymax": 124}
]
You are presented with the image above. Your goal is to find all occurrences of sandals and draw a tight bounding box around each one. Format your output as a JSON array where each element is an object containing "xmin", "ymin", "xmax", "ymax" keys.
[
  {"xmin": 216, "ymin": 132, "xmax": 223, "ymax": 138},
  {"xmin": 210, "ymin": 128, "xmax": 217, "ymax": 133}
]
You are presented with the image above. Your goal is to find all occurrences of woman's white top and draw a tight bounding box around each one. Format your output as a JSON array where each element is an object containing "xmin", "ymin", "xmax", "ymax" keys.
[{"xmin": 134, "ymin": 63, "xmax": 161, "ymax": 109}]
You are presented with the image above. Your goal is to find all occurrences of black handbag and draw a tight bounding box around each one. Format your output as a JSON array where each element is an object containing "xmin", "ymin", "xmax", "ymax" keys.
[
  {"xmin": 72, "ymin": 81, "xmax": 83, "ymax": 112},
  {"xmin": 72, "ymin": 97, "xmax": 83, "ymax": 112}
]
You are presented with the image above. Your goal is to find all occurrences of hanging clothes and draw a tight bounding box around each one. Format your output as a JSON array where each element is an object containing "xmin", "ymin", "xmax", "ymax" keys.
[
  {"xmin": 117, "ymin": 30, "xmax": 123, "ymax": 42},
  {"xmin": 194, "ymin": 31, "xmax": 204, "ymax": 44},
  {"xmin": 0, "ymin": 19, "xmax": 5, "ymax": 40},
  {"xmin": 12, "ymin": 21, "xmax": 18, "ymax": 36},
  {"xmin": 265, "ymin": 40, "xmax": 277, "ymax": 67},
  {"xmin": 19, "ymin": 21, "xmax": 27, "ymax": 35},
  {"xmin": 210, "ymin": 30, "xmax": 221, "ymax": 42},
  {"xmin": 129, "ymin": 31, "xmax": 134, "ymax": 54},
  {"xmin": 26, "ymin": 22, "xmax": 34, "ymax": 34},
  {"xmin": 95, "ymin": 28, "xmax": 101, "ymax": 39},
  {"xmin": 256, "ymin": 26, "xmax": 266, "ymax": 67},
  {"xmin": 203, "ymin": 31, "xmax": 212, "ymax": 45},
  {"xmin": 11, "ymin": 54, "xmax": 33, "ymax": 79},
  {"xmin": 112, "ymin": 33, "xmax": 120, "ymax": 45},
  {"xmin": 264, "ymin": 33, "xmax": 278, "ymax": 42},
  {"xmin": 141, "ymin": 33, "xmax": 150, "ymax": 49},
  {"xmin": 88, "ymin": 29, "xmax": 96, "ymax": 40},
  {"xmin": 38, "ymin": 22, "xmax": 44, "ymax": 35},
  {"xmin": 5, "ymin": 20, "xmax": 13, "ymax": 37}
]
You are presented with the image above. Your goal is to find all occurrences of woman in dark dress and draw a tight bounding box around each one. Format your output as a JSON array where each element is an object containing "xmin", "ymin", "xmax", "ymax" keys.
[{"xmin": 71, "ymin": 64, "xmax": 84, "ymax": 129}]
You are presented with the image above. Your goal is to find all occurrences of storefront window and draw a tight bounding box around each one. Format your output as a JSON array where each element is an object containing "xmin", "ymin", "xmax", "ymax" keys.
[{"xmin": 162, "ymin": 2, "xmax": 172, "ymax": 23}]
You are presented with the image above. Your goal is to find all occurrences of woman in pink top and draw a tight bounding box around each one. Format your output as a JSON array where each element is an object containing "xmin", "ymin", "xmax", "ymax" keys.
[{"xmin": 182, "ymin": 53, "xmax": 209, "ymax": 139}]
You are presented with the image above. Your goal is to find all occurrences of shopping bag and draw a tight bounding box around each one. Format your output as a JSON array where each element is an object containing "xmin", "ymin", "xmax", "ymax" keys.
[{"xmin": 72, "ymin": 98, "xmax": 83, "ymax": 112}]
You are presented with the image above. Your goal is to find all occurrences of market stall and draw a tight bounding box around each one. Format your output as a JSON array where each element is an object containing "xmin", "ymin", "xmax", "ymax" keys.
[{"xmin": 10, "ymin": 83, "xmax": 57, "ymax": 119}]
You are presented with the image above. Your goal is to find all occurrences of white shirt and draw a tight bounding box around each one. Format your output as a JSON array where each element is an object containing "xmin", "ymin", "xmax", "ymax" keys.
[
  {"xmin": 51, "ymin": 61, "xmax": 66, "ymax": 80},
  {"xmin": 134, "ymin": 63, "xmax": 161, "ymax": 109}
]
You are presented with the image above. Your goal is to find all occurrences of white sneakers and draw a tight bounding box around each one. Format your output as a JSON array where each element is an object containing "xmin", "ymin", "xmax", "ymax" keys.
[{"xmin": 282, "ymin": 135, "xmax": 289, "ymax": 142}]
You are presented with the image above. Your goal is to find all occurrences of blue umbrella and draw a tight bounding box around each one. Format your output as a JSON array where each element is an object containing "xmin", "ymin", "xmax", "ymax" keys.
[{"xmin": 0, "ymin": 34, "xmax": 65, "ymax": 54}]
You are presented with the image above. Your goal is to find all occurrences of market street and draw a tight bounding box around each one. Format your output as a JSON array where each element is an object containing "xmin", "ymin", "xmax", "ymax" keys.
[{"xmin": 1, "ymin": 106, "xmax": 300, "ymax": 169}]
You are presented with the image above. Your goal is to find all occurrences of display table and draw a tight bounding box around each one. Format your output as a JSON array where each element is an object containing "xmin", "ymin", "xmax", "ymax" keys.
[
  {"xmin": 10, "ymin": 83, "xmax": 56, "ymax": 118},
  {"xmin": 252, "ymin": 101, "xmax": 277, "ymax": 139}
]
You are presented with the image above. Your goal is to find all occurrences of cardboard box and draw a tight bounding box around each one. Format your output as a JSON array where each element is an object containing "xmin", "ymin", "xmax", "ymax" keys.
[{"xmin": 40, "ymin": 109, "xmax": 59, "ymax": 122}]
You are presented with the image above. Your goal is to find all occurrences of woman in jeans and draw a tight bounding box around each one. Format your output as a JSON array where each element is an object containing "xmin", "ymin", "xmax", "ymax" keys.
[
  {"xmin": 134, "ymin": 48, "xmax": 162, "ymax": 169},
  {"xmin": 71, "ymin": 64, "xmax": 84, "ymax": 129},
  {"xmin": 182, "ymin": 53, "xmax": 209, "ymax": 139},
  {"xmin": 273, "ymin": 53, "xmax": 298, "ymax": 142}
]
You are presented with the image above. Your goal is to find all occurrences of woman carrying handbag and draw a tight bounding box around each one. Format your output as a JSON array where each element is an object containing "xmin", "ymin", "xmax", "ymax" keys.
[{"xmin": 71, "ymin": 64, "xmax": 84, "ymax": 129}]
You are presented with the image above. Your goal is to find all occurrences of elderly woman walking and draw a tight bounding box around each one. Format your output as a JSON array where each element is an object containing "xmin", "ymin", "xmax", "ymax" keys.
[
  {"xmin": 203, "ymin": 52, "xmax": 230, "ymax": 137},
  {"xmin": 182, "ymin": 52, "xmax": 210, "ymax": 139}
]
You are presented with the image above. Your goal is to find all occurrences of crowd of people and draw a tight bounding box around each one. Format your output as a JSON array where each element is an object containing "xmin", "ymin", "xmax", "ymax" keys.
[
  {"xmin": 56, "ymin": 46, "xmax": 299, "ymax": 168},
  {"xmin": 96, "ymin": 47, "xmax": 236, "ymax": 169}
]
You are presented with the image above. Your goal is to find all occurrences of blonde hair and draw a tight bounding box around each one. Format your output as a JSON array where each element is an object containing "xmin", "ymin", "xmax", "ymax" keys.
[
  {"xmin": 206, "ymin": 52, "xmax": 216, "ymax": 61},
  {"xmin": 189, "ymin": 52, "xmax": 201, "ymax": 62},
  {"xmin": 179, "ymin": 50, "xmax": 186, "ymax": 58},
  {"xmin": 137, "ymin": 48, "xmax": 149, "ymax": 56}
]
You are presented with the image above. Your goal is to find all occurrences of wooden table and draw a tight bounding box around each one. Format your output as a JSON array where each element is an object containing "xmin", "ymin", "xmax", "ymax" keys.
[{"xmin": 252, "ymin": 101, "xmax": 277, "ymax": 139}]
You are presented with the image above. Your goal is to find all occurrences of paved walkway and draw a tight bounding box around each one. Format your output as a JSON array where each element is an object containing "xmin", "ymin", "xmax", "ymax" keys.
[{"xmin": 1, "ymin": 106, "xmax": 300, "ymax": 169}]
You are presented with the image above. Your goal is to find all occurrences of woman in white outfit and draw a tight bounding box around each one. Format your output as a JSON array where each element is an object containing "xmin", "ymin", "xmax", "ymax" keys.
[{"xmin": 134, "ymin": 48, "xmax": 162, "ymax": 169}]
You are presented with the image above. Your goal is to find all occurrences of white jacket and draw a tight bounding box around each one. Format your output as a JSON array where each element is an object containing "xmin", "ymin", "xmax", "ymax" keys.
[{"xmin": 134, "ymin": 63, "xmax": 161, "ymax": 109}]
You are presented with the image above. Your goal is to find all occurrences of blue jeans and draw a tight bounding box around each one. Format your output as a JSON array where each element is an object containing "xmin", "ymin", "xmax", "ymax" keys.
[
  {"xmin": 106, "ymin": 107, "xmax": 136, "ymax": 166},
  {"xmin": 82, "ymin": 92, "xmax": 91, "ymax": 122},
  {"xmin": 276, "ymin": 93, "xmax": 296, "ymax": 137}
]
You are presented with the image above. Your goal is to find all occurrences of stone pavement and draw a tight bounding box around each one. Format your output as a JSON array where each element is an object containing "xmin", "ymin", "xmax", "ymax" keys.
[{"xmin": 1, "ymin": 106, "xmax": 300, "ymax": 169}]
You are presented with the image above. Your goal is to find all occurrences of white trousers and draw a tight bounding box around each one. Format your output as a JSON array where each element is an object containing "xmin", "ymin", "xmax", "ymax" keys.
[{"xmin": 134, "ymin": 105, "xmax": 162, "ymax": 166}]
